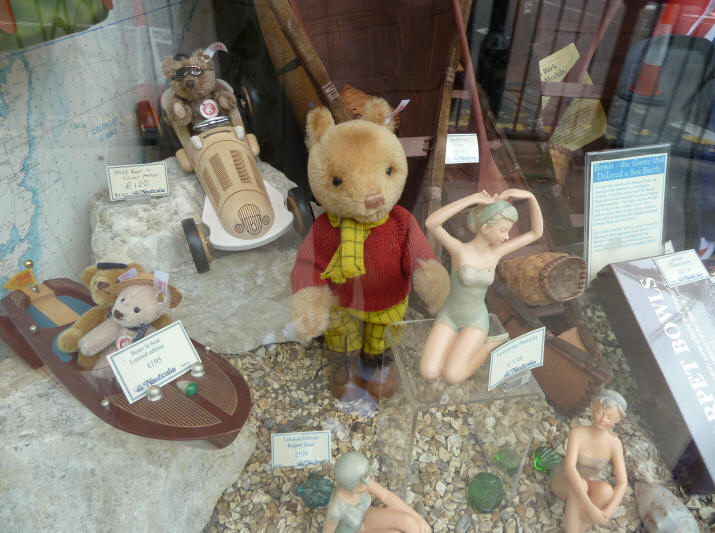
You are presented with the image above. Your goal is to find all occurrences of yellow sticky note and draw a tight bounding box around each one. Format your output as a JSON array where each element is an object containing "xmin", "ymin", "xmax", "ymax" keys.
[
  {"xmin": 550, "ymin": 71, "xmax": 607, "ymax": 152},
  {"xmin": 539, "ymin": 43, "xmax": 580, "ymax": 109}
]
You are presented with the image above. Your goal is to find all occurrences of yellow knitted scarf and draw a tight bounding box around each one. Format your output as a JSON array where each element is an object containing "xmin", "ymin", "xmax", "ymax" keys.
[{"xmin": 321, "ymin": 213, "xmax": 389, "ymax": 284}]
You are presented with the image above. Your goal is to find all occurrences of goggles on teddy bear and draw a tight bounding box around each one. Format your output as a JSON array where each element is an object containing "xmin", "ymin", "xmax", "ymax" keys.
[{"xmin": 172, "ymin": 66, "xmax": 203, "ymax": 80}]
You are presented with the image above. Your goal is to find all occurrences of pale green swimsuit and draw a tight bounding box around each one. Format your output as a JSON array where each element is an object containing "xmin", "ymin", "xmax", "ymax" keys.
[
  {"xmin": 325, "ymin": 491, "xmax": 372, "ymax": 533},
  {"xmin": 437, "ymin": 265, "xmax": 494, "ymax": 332}
]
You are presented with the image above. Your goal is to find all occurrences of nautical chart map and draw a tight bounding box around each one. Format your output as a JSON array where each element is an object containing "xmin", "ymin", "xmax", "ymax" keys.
[{"xmin": 0, "ymin": 0, "xmax": 212, "ymax": 296}]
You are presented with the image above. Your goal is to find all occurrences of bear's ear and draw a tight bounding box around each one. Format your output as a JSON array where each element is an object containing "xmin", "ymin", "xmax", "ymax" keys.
[
  {"xmin": 195, "ymin": 48, "xmax": 213, "ymax": 67},
  {"xmin": 361, "ymin": 98, "xmax": 397, "ymax": 132},
  {"xmin": 81, "ymin": 265, "xmax": 99, "ymax": 286},
  {"xmin": 305, "ymin": 107, "xmax": 335, "ymax": 149}
]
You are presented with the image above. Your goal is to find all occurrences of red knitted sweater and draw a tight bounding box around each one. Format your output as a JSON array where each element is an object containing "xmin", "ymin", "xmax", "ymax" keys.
[{"xmin": 291, "ymin": 205, "xmax": 437, "ymax": 312}]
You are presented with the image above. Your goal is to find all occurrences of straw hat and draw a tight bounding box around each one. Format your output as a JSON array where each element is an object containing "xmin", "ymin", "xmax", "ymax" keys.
[{"xmin": 105, "ymin": 272, "xmax": 182, "ymax": 308}]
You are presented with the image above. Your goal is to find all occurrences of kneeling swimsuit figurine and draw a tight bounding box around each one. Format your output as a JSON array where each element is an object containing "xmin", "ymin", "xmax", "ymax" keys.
[
  {"xmin": 420, "ymin": 189, "xmax": 543, "ymax": 384},
  {"xmin": 551, "ymin": 389, "xmax": 628, "ymax": 533},
  {"xmin": 322, "ymin": 452, "xmax": 431, "ymax": 533}
]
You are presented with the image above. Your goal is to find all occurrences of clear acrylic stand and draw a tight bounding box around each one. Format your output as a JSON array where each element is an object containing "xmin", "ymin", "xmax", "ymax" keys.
[{"xmin": 377, "ymin": 318, "xmax": 545, "ymax": 511}]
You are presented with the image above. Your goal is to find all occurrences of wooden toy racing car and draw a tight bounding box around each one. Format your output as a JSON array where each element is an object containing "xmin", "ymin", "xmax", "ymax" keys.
[{"xmin": 161, "ymin": 80, "xmax": 312, "ymax": 273}]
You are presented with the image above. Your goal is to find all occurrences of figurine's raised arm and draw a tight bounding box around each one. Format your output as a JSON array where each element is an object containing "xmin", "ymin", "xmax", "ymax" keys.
[
  {"xmin": 491, "ymin": 188, "xmax": 543, "ymax": 258},
  {"xmin": 424, "ymin": 190, "xmax": 495, "ymax": 257}
]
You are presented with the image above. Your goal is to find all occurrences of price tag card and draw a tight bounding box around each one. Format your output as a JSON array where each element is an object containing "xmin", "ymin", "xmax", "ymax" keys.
[
  {"xmin": 488, "ymin": 327, "xmax": 546, "ymax": 390},
  {"xmin": 445, "ymin": 133, "xmax": 480, "ymax": 164},
  {"xmin": 271, "ymin": 431, "xmax": 332, "ymax": 469},
  {"xmin": 107, "ymin": 162, "xmax": 169, "ymax": 201},
  {"xmin": 107, "ymin": 321, "xmax": 201, "ymax": 403},
  {"xmin": 653, "ymin": 250, "xmax": 710, "ymax": 288}
]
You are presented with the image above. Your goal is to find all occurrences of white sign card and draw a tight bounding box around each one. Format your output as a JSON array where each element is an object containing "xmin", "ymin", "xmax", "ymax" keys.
[
  {"xmin": 107, "ymin": 162, "xmax": 169, "ymax": 201},
  {"xmin": 445, "ymin": 133, "xmax": 480, "ymax": 164},
  {"xmin": 271, "ymin": 431, "xmax": 332, "ymax": 469},
  {"xmin": 488, "ymin": 327, "xmax": 546, "ymax": 391},
  {"xmin": 653, "ymin": 250, "xmax": 710, "ymax": 288},
  {"xmin": 585, "ymin": 145, "xmax": 669, "ymax": 281},
  {"xmin": 107, "ymin": 321, "xmax": 201, "ymax": 403}
]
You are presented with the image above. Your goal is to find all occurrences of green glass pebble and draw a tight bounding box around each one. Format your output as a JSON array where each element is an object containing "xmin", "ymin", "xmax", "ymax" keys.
[
  {"xmin": 467, "ymin": 472, "xmax": 504, "ymax": 513},
  {"xmin": 493, "ymin": 446, "xmax": 521, "ymax": 477},
  {"xmin": 533, "ymin": 446, "xmax": 562, "ymax": 475},
  {"xmin": 184, "ymin": 382, "xmax": 198, "ymax": 396},
  {"xmin": 296, "ymin": 472, "xmax": 333, "ymax": 509}
]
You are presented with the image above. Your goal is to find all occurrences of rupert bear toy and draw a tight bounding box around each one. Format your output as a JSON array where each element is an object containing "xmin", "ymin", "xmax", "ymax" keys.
[{"xmin": 290, "ymin": 98, "xmax": 449, "ymax": 401}]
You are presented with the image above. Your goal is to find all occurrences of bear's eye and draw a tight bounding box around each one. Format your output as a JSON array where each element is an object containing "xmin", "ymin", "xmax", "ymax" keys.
[
  {"xmin": 386, "ymin": 167, "xmax": 392, "ymax": 175},
  {"xmin": 133, "ymin": 307, "xmax": 141, "ymax": 313},
  {"xmin": 120, "ymin": 298, "xmax": 125, "ymax": 302},
  {"xmin": 332, "ymin": 177, "xmax": 342, "ymax": 186}
]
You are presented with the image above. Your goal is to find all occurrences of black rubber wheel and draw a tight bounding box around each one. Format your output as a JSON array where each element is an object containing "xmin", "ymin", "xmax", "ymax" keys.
[
  {"xmin": 238, "ymin": 85, "xmax": 254, "ymax": 131},
  {"xmin": 239, "ymin": 86, "xmax": 253, "ymax": 117},
  {"xmin": 287, "ymin": 187, "xmax": 314, "ymax": 237},
  {"xmin": 181, "ymin": 218, "xmax": 210, "ymax": 273}
]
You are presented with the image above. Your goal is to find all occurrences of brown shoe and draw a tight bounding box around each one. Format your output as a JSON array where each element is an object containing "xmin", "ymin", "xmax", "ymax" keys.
[
  {"xmin": 326, "ymin": 350, "xmax": 366, "ymax": 400},
  {"xmin": 361, "ymin": 349, "xmax": 400, "ymax": 400}
]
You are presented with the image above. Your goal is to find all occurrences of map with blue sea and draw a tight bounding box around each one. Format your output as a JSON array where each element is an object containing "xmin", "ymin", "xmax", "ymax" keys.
[{"xmin": 0, "ymin": 0, "xmax": 211, "ymax": 295}]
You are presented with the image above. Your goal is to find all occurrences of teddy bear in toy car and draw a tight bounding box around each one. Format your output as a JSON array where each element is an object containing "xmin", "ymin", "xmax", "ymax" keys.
[{"xmin": 161, "ymin": 44, "xmax": 237, "ymax": 127}]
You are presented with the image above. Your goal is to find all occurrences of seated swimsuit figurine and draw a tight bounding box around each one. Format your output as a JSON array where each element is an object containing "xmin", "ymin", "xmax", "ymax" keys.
[
  {"xmin": 322, "ymin": 452, "xmax": 431, "ymax": 533},
  {"xmin": 419, "ymin": 189, "xmax": 543, "ymax": 384},
  {"xmin": 551, "ymin": 389, "xmax": 628, "ymax": 533}
]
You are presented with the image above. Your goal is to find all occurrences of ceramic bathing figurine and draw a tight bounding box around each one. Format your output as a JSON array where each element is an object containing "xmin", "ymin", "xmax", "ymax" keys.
[
  {"xmin": 420, "ymin": 189, "xmax": 543, "ymax": 384},
  {"xmin": 322, "ymin": 452, "xmax": 431, "ymax": 533},
  {"xmin": 551, "ymin": 389, "xmax": 629, "ymax": 533}
]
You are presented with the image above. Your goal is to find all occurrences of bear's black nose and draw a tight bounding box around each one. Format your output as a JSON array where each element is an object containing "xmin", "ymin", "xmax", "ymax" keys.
[
  {"xmin": 184, "ymin": 79, "xmax": 195, "ymax": 90},
  {"xmin": 113, "ymin": 309, "xmax": 124, "ymax": 320}
]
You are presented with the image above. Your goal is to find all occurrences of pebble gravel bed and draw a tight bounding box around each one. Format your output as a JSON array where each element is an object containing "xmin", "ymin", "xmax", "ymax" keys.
[{"xmin": 203, "ymin": 296, "xmax": 714, "ymax": 532}]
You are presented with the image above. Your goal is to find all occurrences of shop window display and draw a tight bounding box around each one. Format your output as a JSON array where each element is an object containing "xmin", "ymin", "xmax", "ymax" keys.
[{"xmin": 0, "ymin": 1, "xmax": 713, "ymax": 532}]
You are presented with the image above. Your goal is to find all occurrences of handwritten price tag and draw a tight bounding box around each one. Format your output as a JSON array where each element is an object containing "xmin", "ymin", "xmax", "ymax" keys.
[
  {"xmin": 445, "ymin": 134, "xmax": 480, "ymax": 164},
  {"xmin": 107, "ymin": 162, "xmax": 169, "ymax": 201}
]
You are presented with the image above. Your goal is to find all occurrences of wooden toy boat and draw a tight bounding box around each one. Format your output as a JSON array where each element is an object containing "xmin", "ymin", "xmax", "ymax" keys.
[{"xmin": 0, "ymin": 273, "xmax": 251, "ymax": 449}]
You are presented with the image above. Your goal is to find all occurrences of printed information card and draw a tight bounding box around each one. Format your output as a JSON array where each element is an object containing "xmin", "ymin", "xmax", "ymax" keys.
[
  {"xmin": 107, "ymin": 162, "xmax": 169, "ymax": 201},
  {"xmin": 271, "ymin": 431, "xmax": 332, "ymax": 469},
  {"xmin": 488, "ymin": 328, "xmax": 546, "ymax": 390},
  {"xmin": 108, "ymin": 321, "xmax": 201, "ymax": 403},
  {"xmin": 653, "ymin": 250, "xmax": 710, "ymax": 288},
  {"xmin": 445, "ymin": 133, "xmax": 480, "ymax": 164},
  {"xmin": 585, "ymin": 145, "xmax": 669, "ymax": 281}
]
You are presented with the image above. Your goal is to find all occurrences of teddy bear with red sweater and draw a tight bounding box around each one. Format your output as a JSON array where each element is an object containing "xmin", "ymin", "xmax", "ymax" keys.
[{"xmin": 291, "ymin": 98, "xmax": 449, "ymax": 400}]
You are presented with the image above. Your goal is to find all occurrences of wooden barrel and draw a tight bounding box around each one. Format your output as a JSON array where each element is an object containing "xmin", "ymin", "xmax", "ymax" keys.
[{"xmin": 498, "ymin": 252, "xmax": 586, "ymax": 306}]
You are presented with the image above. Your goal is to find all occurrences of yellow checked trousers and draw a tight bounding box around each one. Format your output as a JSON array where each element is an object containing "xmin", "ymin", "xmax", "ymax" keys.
[{"xmin": 323, "ymin": 298, "xmax": 408, "ymax": 356}]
